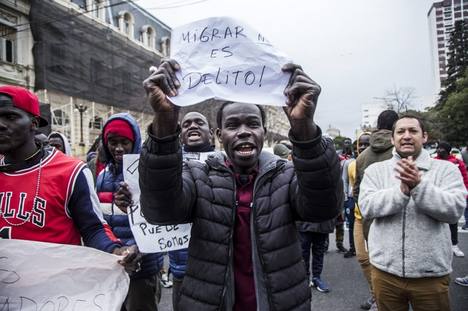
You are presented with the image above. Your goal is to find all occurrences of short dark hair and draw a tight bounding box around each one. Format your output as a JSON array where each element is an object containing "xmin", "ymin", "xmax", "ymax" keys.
[
  {"xmin": 377, "ymin": 110, "xmax": 399, "ymax": 130},
  {"xmin": 182, "ymin": 111, "xmax": 211, "ymax": 129},
  {"xmin": 216, "ymin": 101, "xmax": 266, "ymax": 128},
  {"xmin": 392, "ymin": 114, "xmax": 426, "ymax": 134}
]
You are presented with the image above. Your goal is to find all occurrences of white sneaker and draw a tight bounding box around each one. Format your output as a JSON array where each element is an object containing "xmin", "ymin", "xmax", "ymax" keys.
[
  {"xmin": 160, "ymin": 272, "xmax": 173, "ymax": 288},
  {"xmin": 452, "ymin": 245, "xmax": 465, "ymax": 257}
]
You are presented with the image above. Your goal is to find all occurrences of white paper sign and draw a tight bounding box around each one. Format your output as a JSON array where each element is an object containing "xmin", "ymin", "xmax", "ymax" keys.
[
  {"xmin": 0, "ymin": 239, "xmax": 129, "ymax": 311},
  {"xmin": 169, "ymin": 16, "xmax": 292, "ymax": 107},
  {"xmin": 123, "ymin": 154, "xmax": 192, "ymax": 253}
]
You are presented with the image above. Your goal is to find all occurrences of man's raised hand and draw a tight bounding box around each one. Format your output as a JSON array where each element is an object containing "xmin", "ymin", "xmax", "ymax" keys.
[
  {"xmin": 143, "ymin": 59, "xmax": 181, "ymax": 137},
  {"xmin": 143, "ymin": 59, "xmax": 180, "ymax": 114},
  {"xmin": 282, "ymin": 63, "xmax": 320, "ymax": 140}
]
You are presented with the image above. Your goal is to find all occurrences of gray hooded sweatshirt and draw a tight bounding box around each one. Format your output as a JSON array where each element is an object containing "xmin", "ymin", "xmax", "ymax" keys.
[
  {"xmin": 359, "ymin": 149, "xmax": 467, "ymax": 278},
  {"xmin": 48, "ymin": 132, "xmax": 72, "ymax": 155}
]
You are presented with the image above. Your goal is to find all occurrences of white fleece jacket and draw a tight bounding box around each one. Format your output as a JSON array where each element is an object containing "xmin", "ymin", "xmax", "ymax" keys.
[{"xmin": 359, "ymin": 149, "xmax": 467, "ymax": 278}]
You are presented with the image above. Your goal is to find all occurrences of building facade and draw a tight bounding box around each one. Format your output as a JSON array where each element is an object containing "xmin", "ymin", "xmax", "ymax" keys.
[
  {"xmin": 1, "ymin": 0, "xmax": 290, "ymax": 156},
  {"xmin": 0, "ymin": 1, "xmax": 35, "ymax": 88},
  {"xmin": 428, "ymin": 0, "xmax": 468, "ymax": 92},
  {"xmin": 1, "ymin": 0, "xmax": 171, "ymax": 157}
]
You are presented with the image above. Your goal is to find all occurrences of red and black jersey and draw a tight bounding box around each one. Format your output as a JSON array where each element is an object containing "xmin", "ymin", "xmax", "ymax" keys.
[{"xmin": 0, "ymin": 148, "xmax": 119, "ymax": 252}]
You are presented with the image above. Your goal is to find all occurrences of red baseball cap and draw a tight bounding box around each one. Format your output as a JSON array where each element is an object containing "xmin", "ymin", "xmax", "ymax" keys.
[{"xmin": 0, "ymin": 85, "xmax": 48, "ymax": 127}]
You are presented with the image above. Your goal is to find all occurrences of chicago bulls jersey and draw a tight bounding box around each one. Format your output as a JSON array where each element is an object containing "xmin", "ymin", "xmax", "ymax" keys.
[{"xmin": 0, "ymin": 149, "xmax": 84, "ymax": 244}]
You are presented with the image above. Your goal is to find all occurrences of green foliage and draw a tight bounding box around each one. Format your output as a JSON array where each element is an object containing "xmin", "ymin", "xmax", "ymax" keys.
[
  {"xmin": 433, "ymin": 20, "xmax": 468, "ymax": 146},
  {"xmin": 439, "ymin": 20, "xmax": 468, "ymax": 104},
  {"xmin": 436, "ymin": 69, "xmax": 468, "ymax": 145},
  {"xmin": 405, "ymin": 109, "xmax": 442, "ymax": 143}
]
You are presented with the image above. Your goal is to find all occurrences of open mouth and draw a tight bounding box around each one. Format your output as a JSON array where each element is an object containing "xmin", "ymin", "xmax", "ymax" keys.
[
  {"xmin": 187, "ymin": 131, "xmax": 201, "ymax": 141},
  {"xmin": 234, "ymin": 143, "xmax": 256, "ymax": 157},
  {"xmin": 401, "ymin": 143, "xmax": 413, "ymax": 148}
]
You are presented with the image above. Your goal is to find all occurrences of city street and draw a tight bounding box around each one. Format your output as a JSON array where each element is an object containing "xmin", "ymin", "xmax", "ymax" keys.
[{"xmin": 157, "ymin": 227, "xmax": 468, "ymax": 311}]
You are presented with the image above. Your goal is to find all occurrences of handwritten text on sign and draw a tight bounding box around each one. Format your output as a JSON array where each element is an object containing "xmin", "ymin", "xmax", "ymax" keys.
[
  {"xmin": 123, "ymin": 154, "xmax": 191, "ymax": 253},
  {"xmin": 0, "ymin": 239, "xmax": 129, "ymax": 311},
  {"xmin": 169, "ymin": 16, "xmax": 291, "ymax": 107}
]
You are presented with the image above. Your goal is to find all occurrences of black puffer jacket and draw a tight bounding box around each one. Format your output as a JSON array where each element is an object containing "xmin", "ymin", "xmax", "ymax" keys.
[{"xmin": 139, "ymin": 128, "xmax": 342, "ymax": 311}]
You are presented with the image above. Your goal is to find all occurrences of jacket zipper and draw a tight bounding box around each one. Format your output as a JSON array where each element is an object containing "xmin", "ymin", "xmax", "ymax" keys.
[
  {"xmin": 402, "ymin": 205, "xmax": 407, "ymax": 277},
  {"xmin": 220, "ymin": 170, "xmax": 237, "ymax": 310}
]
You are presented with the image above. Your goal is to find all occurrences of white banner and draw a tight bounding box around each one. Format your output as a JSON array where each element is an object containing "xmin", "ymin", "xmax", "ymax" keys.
[
  {"xmin": 123, "ymin": 154, "xmax": 192, "ymax": 253},
  {"xmin": 0, "ymin": 239, "xmax": 129, "ymax": 311},
  {"xmin": 169, "ymin": 16, "xmax": 291, "ymax": 107}
]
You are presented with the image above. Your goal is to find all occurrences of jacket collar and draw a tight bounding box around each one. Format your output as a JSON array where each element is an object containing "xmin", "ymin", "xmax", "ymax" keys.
[
  {"xmin": 392, "ymin": 148, "xmax": 431, "ymax": 171},
  {"xmin": 206, "ymin": 151, "xmax": 283, "ymax": 176}
]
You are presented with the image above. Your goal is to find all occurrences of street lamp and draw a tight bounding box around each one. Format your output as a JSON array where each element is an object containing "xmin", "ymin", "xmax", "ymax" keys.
[{"xmin": 74, "ymin": 103, "xmax": 88, "ymax": 146}]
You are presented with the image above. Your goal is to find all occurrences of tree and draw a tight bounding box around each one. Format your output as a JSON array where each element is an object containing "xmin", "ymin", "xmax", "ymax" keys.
[
  {"xmin": 432, "ymin": 20, "xmax": 468, "ymax": 146},
  {"xmin": 383, "ymin": 86, "xmax": 415, "ymax": 113},
  {"xmin": 439, "ymin": 20, "xmax": 468, "ymax": 104},
  {"xmin": 435, "ymin": 68, "xmax": 468, "ymax": 146},
  {"xmin": 404, "ymin": 109, "xmax": 442, "ymax": 144}
]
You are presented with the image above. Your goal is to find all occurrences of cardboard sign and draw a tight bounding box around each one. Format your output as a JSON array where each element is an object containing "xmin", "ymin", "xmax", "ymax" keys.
[
  {"xmin": 0, "ymin": 239, "xmax": 129, "ymax": 311},
  {"xmin": 169, "ymin": 16, "xmax": 291, "ymax": 107},
  {"xmin": 123, "ymin": 154, "xmax": 192, "ymax": 253}
]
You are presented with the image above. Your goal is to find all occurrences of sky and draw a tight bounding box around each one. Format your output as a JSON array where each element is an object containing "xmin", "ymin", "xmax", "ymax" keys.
[{"xmin": 137, "ymin": 0, "xmax": 438, "ymax": 138}]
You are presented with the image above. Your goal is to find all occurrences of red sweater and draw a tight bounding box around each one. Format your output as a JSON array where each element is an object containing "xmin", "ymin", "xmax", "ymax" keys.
[{"xmin": 232, "ymin": 171, "xmax": 257, "ymax": 311}]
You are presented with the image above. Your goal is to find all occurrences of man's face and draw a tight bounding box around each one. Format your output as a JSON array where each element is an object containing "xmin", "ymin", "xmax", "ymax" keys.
[
  {"xmin": 343, "ymin": 138, "xmax": 352, "ymax": 148},
  {"xmin": 358, "ymin": 135, "xmax": 370, "ymax": 154},
  {"xmin": 0, "ymin": 104, "xmax": 35, "ymax": 155},
  {"xmin": 181, "ymin": 112, "xmax": 212, "ymax": 147},
  {"xmin": 391, "ymin": 118, "xmax": 427, "ymax": 158},
  {"xmin": 436, "ymin": 146, "xmax": 449, "ymax": 159},
  {"xmin": 49, "ymin": 136, "xmax": 65, "ymax": 153},
  {"xmin": 106, "ymin": 133, "xmax": 133, "ymax": 163},
  {"xmin": 217, "ymin": 103, "xmax": 265, "ymax": 173}
]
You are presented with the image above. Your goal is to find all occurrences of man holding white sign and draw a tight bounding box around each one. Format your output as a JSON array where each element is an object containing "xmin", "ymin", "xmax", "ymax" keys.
[
  {"xmin": 138, "ymin": 16, "xmax": 342, "ymax": 311},
  {"xmin": 139, "ymin": 54, "xmax": 342, "ymax": 311}
]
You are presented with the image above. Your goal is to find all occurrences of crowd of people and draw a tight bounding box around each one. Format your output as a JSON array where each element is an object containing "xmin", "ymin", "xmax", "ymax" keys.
[{"xmin": 1, "ymin": 58, "xmax": 468, "ymax": 311}]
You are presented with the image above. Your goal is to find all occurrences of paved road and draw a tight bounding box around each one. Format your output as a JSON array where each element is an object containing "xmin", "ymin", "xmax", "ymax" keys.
[{"xmin": 157, "ymin": 227, "xmax": 468, "ymax": 310}]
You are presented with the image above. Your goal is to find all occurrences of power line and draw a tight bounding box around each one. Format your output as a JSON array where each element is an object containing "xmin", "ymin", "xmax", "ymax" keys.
[
  {"xmin": 145, "ymin": 0, "xmax": 209, "ymax": 10},
  {"xmin": 0, "ymin": 0, "xmax": 142, "ymax": 38}
]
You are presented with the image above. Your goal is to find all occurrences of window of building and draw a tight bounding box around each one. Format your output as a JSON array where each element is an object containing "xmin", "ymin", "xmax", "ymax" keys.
[
  {"xmin": 140, "ymin": 25, "xmax": 156, "ymax": 49},
  {"xmin": 89, "ymin": 115, "xmax": 103, "ymax": 129},
  {"xmin": 124, "ymin": 13, "xmax": 133, "ymax": 37},
  {"xmin": 124, "ymin": 14, "xmax": 131, "ymax": 34},
  {"xmin": 52, "ymin": 109, "xmax": 71, "ymax": 142},
  {"xmin": 160, "ymin": 36, "xmax": 170, "ymax": 56},
  {"xmin": 0, "ymin": 24, "xmax": 16, "ymax": 63},
  {"xmin": 146, "ymin": 27, "xmax": 155, "ymax": 49},
  {"xmin": 52, "ymin": 109, "xmax": 70, "ymax": 126},
  {"xmin": 93, "ymin": 0, "xmax": 106, "ymax": 20},
  {"xmin": 119, "ymin": 11, "xmax": 134, "ymax": 39}
]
